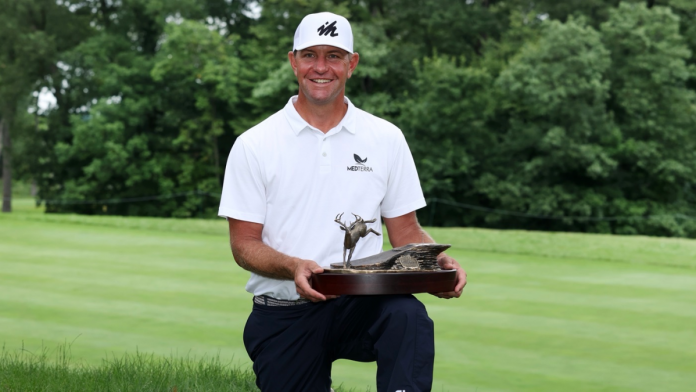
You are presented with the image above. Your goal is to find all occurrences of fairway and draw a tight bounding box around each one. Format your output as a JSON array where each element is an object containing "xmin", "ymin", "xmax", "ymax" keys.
[{"xmin": 1, "ymin": 199, "xmax": 695, "ymax": 391}]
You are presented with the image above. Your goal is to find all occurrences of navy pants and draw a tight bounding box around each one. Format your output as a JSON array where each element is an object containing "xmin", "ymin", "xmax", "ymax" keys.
[{"xmin": 243, "ymin": 294, "xmax": 434, "ymax": 392}]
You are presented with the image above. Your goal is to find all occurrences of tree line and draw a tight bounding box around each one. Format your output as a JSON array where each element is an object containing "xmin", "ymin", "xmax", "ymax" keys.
[{"xmin": 1, "ymin": 0, "xmax": 695, "ymax": 237}]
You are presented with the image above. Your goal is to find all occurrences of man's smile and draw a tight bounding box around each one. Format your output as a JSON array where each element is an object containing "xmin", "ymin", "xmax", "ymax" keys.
[{"xmin": 310, "ymin": 78, "xmax": 333, "ymax": 84}]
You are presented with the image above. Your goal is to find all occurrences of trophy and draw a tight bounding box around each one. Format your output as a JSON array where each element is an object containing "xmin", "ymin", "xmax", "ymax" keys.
[{"xmin": 311, "ymin": 213, "xmax": 457, "ymax": 295}]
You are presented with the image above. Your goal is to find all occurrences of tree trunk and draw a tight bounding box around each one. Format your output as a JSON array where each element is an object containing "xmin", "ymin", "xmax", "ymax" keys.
[
  {"xmin": 1, "ymin": 118, "xmax": 11, "ymax": 213},
  {"xmin": 212, "ymin": 134, "xmax": 221, "ymax": 187}
]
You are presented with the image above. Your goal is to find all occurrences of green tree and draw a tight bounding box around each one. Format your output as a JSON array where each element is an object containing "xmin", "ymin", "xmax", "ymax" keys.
[
  {"xmin": 33, "ymin": 0, "xmax": 251, "ymax": 217},
  {"xmin": 479, "ymin": 18, "xmax": 616, "ymax": 231},
  {"xmin": 600, "ymin": 2, "xmax": 696, "ymax": 236},
  {"xmin": 0, "ymin": 1, "xmax": 60, "ymax": 211},
  {"xmin": 397, "ymin": 55, "xmax": 495, "ymax": 227}
]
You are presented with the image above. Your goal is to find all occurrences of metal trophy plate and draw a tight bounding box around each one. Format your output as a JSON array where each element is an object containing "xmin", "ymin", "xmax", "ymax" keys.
[{"xmin": 311, "ymin": 213, "xmax": 457, "ymax": 295}]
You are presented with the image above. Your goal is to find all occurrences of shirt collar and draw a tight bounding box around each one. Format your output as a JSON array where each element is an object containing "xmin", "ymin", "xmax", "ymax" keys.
[{"xmin": 283, "ymin": 95, "xmax": 357, "ymax": 136}]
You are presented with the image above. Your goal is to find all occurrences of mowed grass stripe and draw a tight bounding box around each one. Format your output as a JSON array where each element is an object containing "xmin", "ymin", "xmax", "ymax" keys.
[
  {"xmin": 433, "ymin": 311, "xmax": 695, "ymax": 370},
  {"xmin": 0, "ymin": 303, "xmax": 242, "ymax": 348},
  {"xmin": 471, "ymin": 295, "xmax": 696, "ymax": 336},
  {"xmin": 431, "ymin": 227, "xmax": 696, "ymax": 268},
  {"xmin": 1, "ymin": 243, "xmax": 240, "ymax": 275},
  {"xmin": 446, "ymin": 303, "xmax": 696, "ymax": 352},
  {"xmin": 0, "ymin": 286, "xmax": 249, "ymax": 331},
  {"xmin": 433, "ymin": 354, "xmax": 650, "ymax": 392},
  {"xmin": 0, "ymin": 272, "xmax": 248, "ymax": 311},
  {"xmin": 432, "ymin": 363, "xmax": 640, "ymax": 392},
  {"xmin": 0, "ymin": 317, "xmax": 248, "ymax": 366},
  {"xmin": 469, "ymin": 283, "xmax": 696, "ymax": 319},
  {"xmin": 463, "ymin": 252, "xmax": 696, "ymax": 317},
  {"xmin": 436, "ymin": 339, "xmax": 693, "ymax": 392},
  {"xmin": 476, "ymin": 265, "xmax": 696, "ymax": 296},
  {"xmin": 1, "ymin": 261, "xmax": 245, "ymax": 298},
  {"xmin": 466, "ymin": 251, "xmax": 696, "ymax": 295},
  {"xmin": 0, "ymin": 224, "xmax": 234, "ymax": 271}
]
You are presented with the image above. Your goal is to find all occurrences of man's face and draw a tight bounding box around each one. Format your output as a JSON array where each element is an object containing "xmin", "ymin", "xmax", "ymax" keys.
[{"xmin": 288, "ymin": 45, "xmax": 360, "ymax": 105}]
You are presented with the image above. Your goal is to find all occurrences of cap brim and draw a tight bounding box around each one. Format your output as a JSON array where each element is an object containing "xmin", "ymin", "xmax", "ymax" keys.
[{"xmin": 294, "ymin": 40, "xmax": 353, "ymax": 54}]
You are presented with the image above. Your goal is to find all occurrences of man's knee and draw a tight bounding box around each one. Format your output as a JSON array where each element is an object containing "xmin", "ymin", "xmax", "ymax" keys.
[
  {"xmin": 380, "ymin": 295, "xmax": 430, "ymax": 323},
  {"xmin": 369, "ymin": 295, "xmax": 434, "ymax": 342}
]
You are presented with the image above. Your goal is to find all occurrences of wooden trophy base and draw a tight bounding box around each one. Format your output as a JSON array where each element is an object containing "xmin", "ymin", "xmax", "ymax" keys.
[{"xmin": 311, "ymin": 269, "xmax": 457, "ymax": 295}]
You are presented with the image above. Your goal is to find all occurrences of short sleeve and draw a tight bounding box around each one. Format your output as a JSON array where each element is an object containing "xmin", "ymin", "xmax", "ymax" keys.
[
  {"xmin": 218, "ymin": 137, "xmax": 267, "ymax": 223},
  {"xmin": 380, "ymin": 132, "xmax": 427, "ymax": 218}
]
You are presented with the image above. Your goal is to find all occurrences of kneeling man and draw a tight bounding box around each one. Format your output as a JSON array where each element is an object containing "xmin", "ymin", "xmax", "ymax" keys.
[{"xmin": 218, "ymin": 12, "xmax": 466, "ymax": 392}]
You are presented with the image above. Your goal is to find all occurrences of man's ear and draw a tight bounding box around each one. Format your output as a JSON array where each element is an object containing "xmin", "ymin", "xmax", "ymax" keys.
[
  {"xmin": 288, "ymin": 51, "xmax": 299, "ymax": 77},
  {"xmin": 347, "ymin": 52, "xmax": 360, "ymax": 78}
]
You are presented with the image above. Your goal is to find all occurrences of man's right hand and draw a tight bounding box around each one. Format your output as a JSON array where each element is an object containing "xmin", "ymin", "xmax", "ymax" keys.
[{"xmin": 294, "ymin": 259, "xmax": 337, "ymax": 302}]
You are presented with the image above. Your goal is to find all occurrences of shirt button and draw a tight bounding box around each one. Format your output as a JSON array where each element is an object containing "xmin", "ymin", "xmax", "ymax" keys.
[{"xmin": 322, "ymin": 152, "xmax": 327, "ymax": 157}]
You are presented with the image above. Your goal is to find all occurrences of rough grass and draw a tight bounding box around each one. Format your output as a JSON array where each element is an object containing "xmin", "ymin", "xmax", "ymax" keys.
[
  {"xmin": 2, "ymin": 198, "xmax": 696, "ymax": 391},
  {"xmin": 0, "ymin": 344, "xmax": 259, "ymax": 392}
]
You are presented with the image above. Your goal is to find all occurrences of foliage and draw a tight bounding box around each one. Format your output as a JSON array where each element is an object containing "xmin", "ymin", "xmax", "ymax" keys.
[
  {"xmin": 600, "ymin": 2, "xmax": 696, "ymax": 236},
  {"xmin": 3, "ymin": 0, "xmax": 696, "ymax": 236},
  {"xmin": 24, "ymin": 1, "xmax": 249, "ymax": 217},
  {"xmin": 483, "ymin": 17, "xmax": 617, "ymax": 231},
  {"xmin": 0, "ymin": 0, "xmax": 90, "ymax": 212},
  {"xmin": 399, "ymin": 55, "xmax": 495, "ymax": 227}
]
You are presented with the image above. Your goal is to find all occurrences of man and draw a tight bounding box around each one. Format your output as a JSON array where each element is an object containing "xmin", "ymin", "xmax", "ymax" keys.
[{"xmin": 218, "ymin": 12, "xmax": 466, "ymax": 392}]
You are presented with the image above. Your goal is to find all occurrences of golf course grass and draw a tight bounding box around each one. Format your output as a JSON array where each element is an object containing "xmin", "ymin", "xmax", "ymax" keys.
[{"xmin": 1, "ymin": 198, "xmax": 695, "ymax": 391}]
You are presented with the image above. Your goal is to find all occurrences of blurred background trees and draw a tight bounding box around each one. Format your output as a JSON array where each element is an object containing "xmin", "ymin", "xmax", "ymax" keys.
[{"xmin": 1, "ymin": 0, "xmax": 695, "ymax": 237}]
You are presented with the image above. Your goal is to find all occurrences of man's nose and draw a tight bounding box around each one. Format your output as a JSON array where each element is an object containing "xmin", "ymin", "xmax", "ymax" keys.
[{"xmin": 314, "ymin": 56, "xmax": 328, "ymax": 73}]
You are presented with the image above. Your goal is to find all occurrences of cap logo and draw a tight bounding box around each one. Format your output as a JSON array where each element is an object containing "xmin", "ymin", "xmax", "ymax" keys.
[{"xmin": 317, "ymin": 21, "xmax": 339, "ymax": 37}]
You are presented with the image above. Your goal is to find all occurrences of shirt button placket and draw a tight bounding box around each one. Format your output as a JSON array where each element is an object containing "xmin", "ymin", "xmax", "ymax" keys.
[{"xmin": 320, "ymin": 136, "xmax": 331, "ymax": 174}]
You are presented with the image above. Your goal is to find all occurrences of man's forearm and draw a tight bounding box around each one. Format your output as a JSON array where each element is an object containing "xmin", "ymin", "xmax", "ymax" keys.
[
  {"xmin": 384, "ymin": 212, "xmax": 435, "ymax": 248},
  {"xmin": 392, "ymin": 225, "xmax": 435, "ymax": 248},
  {"xmin": 231, "ymin": 238, "xmax": 299, "ymax": 280},
  {"xmin": 384, "ymin": 212, "xmax": 449, "ymax": 260},
  {"xmin": 391, "ymin": 225, "xmax": 450, "ymax": 262},
  {"xmin": 228, "ymin": 218, "xmax": 300, "ymax": 280},
  {"xmin": 227, "ymin": 218, "xmax": 330, "ymax": 302}
]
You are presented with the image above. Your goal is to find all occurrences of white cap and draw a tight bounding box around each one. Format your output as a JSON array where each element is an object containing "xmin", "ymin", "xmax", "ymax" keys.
[{"xmin": 293, "ymin": 12, "xmax": 353, "ymax": 54}]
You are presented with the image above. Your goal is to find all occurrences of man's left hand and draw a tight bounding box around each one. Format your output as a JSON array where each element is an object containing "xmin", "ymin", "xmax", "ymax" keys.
[{"xmin": 430, "ymin": 254, "xmax": 466, "ymax": 299}]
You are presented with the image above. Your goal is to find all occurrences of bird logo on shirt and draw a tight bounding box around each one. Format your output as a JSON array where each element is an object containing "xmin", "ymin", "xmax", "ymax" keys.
[{"xmin": 354, "ymin": 154, "xmax": 367, "ymax": 166}]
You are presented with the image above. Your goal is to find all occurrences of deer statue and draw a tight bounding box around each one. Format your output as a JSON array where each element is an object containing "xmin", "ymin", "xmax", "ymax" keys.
[{"xmin": 334, "ymin": 213, "xmax": 381, "ymax": 268}]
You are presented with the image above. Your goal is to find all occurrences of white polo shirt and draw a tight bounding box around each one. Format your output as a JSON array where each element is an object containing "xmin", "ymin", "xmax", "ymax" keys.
[{"xmin": 219, "ymin": 96, "xmax": 426, "ymax": 300}]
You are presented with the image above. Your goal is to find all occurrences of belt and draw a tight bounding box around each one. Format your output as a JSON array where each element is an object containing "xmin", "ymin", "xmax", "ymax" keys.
[{"xmin": 253, "ymin": 295, "xmax": 311, "ymax": 307}]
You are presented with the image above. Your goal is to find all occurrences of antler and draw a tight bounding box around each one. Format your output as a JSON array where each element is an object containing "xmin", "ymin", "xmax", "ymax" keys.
[
  {"xmin": 335, "ymin": 213, "xmax": 348, "ymax": 230},
  {"xmin": 352, "ymin": 213, "xmax": 376, "ymax": 224}
]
